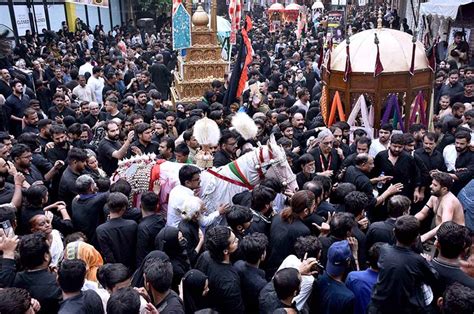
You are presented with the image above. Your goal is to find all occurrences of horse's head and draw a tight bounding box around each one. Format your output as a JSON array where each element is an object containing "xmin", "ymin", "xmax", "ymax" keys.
[{"xmin": 255, "ymin": 134, "xmax": 298, "ymax": 194}]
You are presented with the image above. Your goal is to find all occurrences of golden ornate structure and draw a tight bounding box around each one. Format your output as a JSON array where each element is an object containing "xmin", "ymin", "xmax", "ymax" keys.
[{"xmin": 171, "ymin": 0, "xmax": 227, "ymax": 104}]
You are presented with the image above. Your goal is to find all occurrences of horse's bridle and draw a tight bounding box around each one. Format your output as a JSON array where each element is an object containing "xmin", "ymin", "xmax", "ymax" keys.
[{"xmin": 254, "ymin": 145, "xmax": 296, "ymax": 188}]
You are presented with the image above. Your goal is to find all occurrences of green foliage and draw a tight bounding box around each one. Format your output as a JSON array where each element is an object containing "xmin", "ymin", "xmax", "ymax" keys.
[{"xmin": 136, "ymin": 0, "xmax": 171, "ymax": 13}]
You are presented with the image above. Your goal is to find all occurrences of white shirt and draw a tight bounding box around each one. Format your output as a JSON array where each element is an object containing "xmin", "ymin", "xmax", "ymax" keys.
[
  {"xmin": 87, "ymin": 75, "xmax": 105, "ymax": 104},
  {"xmin": 79, "ymin": 62, "xmax": 94, "ymax": 76},
  {"xmin": 369, "ymin": 138, "xmax": 388, "ymax": 158},
  {"xmin": 167, "ymin": 184, "xmax": 195, "ymax": 227},
  {"xmin": 50, "ymin": 229, "xmax": 64, "ymax": 267},
  {"xmin": 443, "ymin": 144, "xmax": 457, "ymax": 172},
  {"xmin": 277, "ymin": 255, "xmax": 314, "ymax": 310},
  {"xmin": 72, "ymin": 84, "xmax": 96, "ymax": 102}
]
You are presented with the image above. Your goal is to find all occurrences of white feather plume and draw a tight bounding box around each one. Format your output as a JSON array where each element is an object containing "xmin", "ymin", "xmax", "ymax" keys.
[
  {"xmin": 231, "ymin": 112, "xmax": 258, "ymax": 141},
  {"xmin": 193, "ymin": 117, "xmax": 221, "ymax": 146}
]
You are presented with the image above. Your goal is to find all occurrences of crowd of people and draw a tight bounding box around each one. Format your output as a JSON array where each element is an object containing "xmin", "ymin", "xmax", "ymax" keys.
[{"xmin": 0, "ymin": 3, "xmax": 473, "ymax": 314}]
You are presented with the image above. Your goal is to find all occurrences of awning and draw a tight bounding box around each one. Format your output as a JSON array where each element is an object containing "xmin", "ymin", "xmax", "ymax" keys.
[{"xmin": 420, "ymin": 0, "xmax": 474, "ymax": 19}]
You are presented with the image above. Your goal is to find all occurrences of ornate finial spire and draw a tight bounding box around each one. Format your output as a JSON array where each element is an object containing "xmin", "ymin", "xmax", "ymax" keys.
[
  {"xmin": 346, "ymin": 34, "xmax": 350, "ymax": 45},
  {"xmin": 377, "ymin": 8, "xmax": 383, "ymax": 29}
]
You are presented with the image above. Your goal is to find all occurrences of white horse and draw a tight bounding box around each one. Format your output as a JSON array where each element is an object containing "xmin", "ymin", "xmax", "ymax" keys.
[{"xmin": 112, "ymin": 135, "xmax": 298, "ymax": 215}]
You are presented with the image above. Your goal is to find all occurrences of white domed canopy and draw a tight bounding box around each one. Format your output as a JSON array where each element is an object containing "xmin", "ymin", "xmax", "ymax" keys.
[
  {"xmin": 328, "ymin": 28, "xmax": 430, "ymax": 73},
  {"xmin": 268, "ymin": 3, "xmax": 285, "ymax": 11},
  {"xmin": 286, "ymin": 3, "xmax": 300, "ymax": 11},
  {"xmin": 312, "ymin": 0, "xmax": 324, "ymax": 9}
]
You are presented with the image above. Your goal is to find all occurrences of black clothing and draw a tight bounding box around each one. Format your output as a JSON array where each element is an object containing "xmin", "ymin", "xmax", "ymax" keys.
[
  {"xmin": 47, "ymin": 105, "xmax": 76, "ymax": 120},
  {"xmin": 105, "ymin": 111, "xmax": 126, "ymax": 122},
  {"xmin": 234, "ymin": 260, "xmax": 267, "ymax": 313},
  {"xmin": 136, "ymin": 214, "xmax": 166, "ymax": 267},
  {"xmin": 96, "ymin": 217, "xmax": 137, "ymax": 269},
  {"xmin": 0, "ymin": 182, "xmax": 14, "ymax": 204},
  {"xmin": 373, "ymin": 150, "xmax": 421, "ymax": 201},
  {"xmin": 59, "ymin": 290, "xmax": 104, "ymax": 314},
  {"xmin": 453, "ymin": 149, "xmax": 474, "ymax": 195},
  {"xmin": 343, "ymin": 165, "xmax": 377, "ymax": 212},
  {"xmin": 155, "ymin": 226, "xmax": 191, "ymax": 293},
  {"xmin": 0, "ymin": 259, "xmax": 62, "ymax": 314},
  {"xmin": 58, "ymin": 166, "xmax": 84, "ymax": 210},
  {"xmin": 369, "ymin": 244, "xmax": 438, "ymax": 314},
  {"xmin": 155, "ymin": 290, "xmax": 185, "ymax": 314},
  {"xmin": 312, "ymin": 272, "xmax": 355, "ymax": 314},
  {"xmin": 45, "ymin": 144, "xmax": 69, "ymax": 164},
  {"xmin": 200, "ymin": 258, "xmax": 245, "ymax": 313},
  {"xmin": 0, "ymin": 79, "xmax": 12, "ymax": 98},
  {"xmin": 430, "ymin": 258, "xmax": 474, "ymax": 301},
  {"xmin": 23, "ymin": 124, "xmax": 39, "ymax": 134},
  {"xmin": 247, "ymin": 209, "xmax": 274, "ymax": 237},
  {"xmin": 128, "ymin": 140, "xmax": 159, "ymax": 157},
  {"xmin": 179, "ymin": 219, "xmax": 201, "ymax": 266},
  {"xmin": 258, "ymin": 281, "xmax": 280, "ymax": 314},
  {"xmin": 134, "ymin": 103, "xmax": 154, "ymax": 123},
  {"xmin": 365, "ymin": 218, "xmax": 396, "ymax": 252},
  {"xmin": 139, "ymin": 82, "xmax": 158, "ymax": 94},
  {"xmin": 414, "ymin": 148, "xmax": 447, "ymax": 188},
  {"xmin": 266, "ymin": 215, "xmax": 310, "ymax": 278},
  {"xmin": 316, "ymin": 201, "xmax": 336, "ymax": 219},
  {"xmin": 213, "ymin": 150, "xmax": 234, "ymax": 167},
  {"xmin": 19, "ymin": 164, "xmax": 44, "ymax": 185},
  {"xmin": 451, "ymin": 92, "xmax": 474, "ymax": 104},
  {"xmin": 83, "ymin": 112, "xmax": 107, "ymax": 128},
  {"xmin": 5, "ymin": 93, "xmax": 30, "ymax": 136},
  {"xmin": 49, "ymin": 77, "xmax": 64, "ymax": 92},
  {"xmin": 296, "ymin": 171, "xmax": 314, "ymax": 190},
  {"xmin": 309, "ymin": 148, "xmax": 342, "ymax": 179},
  {"xmin": 71, "ymin": 193, "xmax": 108, "ymax": 247},
  {"xmin": 97, "ymin": 137, "xmax": 122, "ymax": 176}
]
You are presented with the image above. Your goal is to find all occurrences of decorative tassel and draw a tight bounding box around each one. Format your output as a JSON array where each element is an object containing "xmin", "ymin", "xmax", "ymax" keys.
[{"xmin": 374, "ymin": 33, "xmax": 384, "ymax": 77}]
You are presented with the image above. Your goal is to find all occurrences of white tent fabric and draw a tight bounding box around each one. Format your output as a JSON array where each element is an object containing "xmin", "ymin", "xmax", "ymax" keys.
[{"xmin": 419, "ymin": 0, "xmax": 474, "ymax": 19}]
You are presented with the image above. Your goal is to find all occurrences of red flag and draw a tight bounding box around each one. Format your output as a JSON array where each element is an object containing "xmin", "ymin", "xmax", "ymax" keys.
[
  {"xmin": 343, "ymin": 41, "xmax": 352, "ymax": 82},
  {"xmin": 374, "ymin": 34, "xmax": 383, "ymax": 77},
  {"xmin": 409, "ymin": 39, "xmax": 416, "ymax": 76},
  {"xmin": 236, "ymin": 17, "xmax": 253, "ymax": 97}
]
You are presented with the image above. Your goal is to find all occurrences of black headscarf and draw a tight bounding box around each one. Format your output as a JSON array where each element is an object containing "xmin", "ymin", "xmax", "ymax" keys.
[
  {"xmin": 131, "ymin": 250, "xmax": 169, "ymax": 288},
  {"xmin": 182, "ymin": 269, "xmax": 209, "ymax": 314}
]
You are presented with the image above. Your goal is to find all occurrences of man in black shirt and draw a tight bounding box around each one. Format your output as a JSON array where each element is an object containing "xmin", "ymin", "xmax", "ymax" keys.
[
  {"xmin": 0, "ymin": 233, "xmax": 62, "ymax": 314},
  {"xmin": 58, "ymin": 147, "xmax": 88, "ymax": 211},
  {"xmin": 451, "ymin": 78, "xmax": 474, "ymax": 104},
  {"xmin": 96, "ymin": 192, "xmax": 137, "ymax": 269},
  {"xmin": 134, "ymin": 91, "xmax": 154, "ymax": 123},
  {"xmin": 374, "ymin": 134, "xmax": 423, "ymax": 211},
  {"xmin": 22, "ymin": 107, "xmax": 39, "ymax": 134},
  {"xmin": 138, "ymin": 71, "xmax": 158, "ymax": 94},
  {"xmin": 83, "ymin": 102, "xmax": 107, "ymax": 129},
  {"xmin": 430, "ymin": 221, "xmax": 474, "ymax": 302},
  {"xmin": 234, "ymin": 233, "xmax": 268, "ymax": 313},
  {"xmin": 72, "ymin": 174, "xmax": 108, "ymax": 248},
  {"xmin": 368, "ymin": 215, "xmax": 438, "ymax": 314},
  {"xmin": 5, "ymin": 79, "xmax": 30, "ymax": 137},
  {"xmin": 450, "ymin": 131, "xmax": 473, "ymax": 195},
  {"xmin": 343, "ymin": 153, "xmax": 403, "ymax": 220},
  {"xmin": 144, "ymin": 258, "xmax": 184, "ymax": 313},
  {"xmin": 136, "ymin": 191, "xmax": 165, "ymax": 267},
  {"xmin": 97, "ymin": 121, "xmax": 135, "ymax": 176},
  {"xmin": 366, "ymin": 195, "xmax": 410, "ymax": 251},
  {"xmin": 47, "ymin": 93, "xmax": 76, "ymax": 122},
  {"xmin": 129, "ymin": 122, "xmax": 159, "ymax": 157},
  {"xmin": 213, "ymin": 131, "xmax": 238, "ymax": 167},
  {"xmin": 57, "ymin": 259, "xmax": 103, "ymax": 314},
  {"xmin": 197, "ymin": 226, "xmax": 244, "ymax": 313}
]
